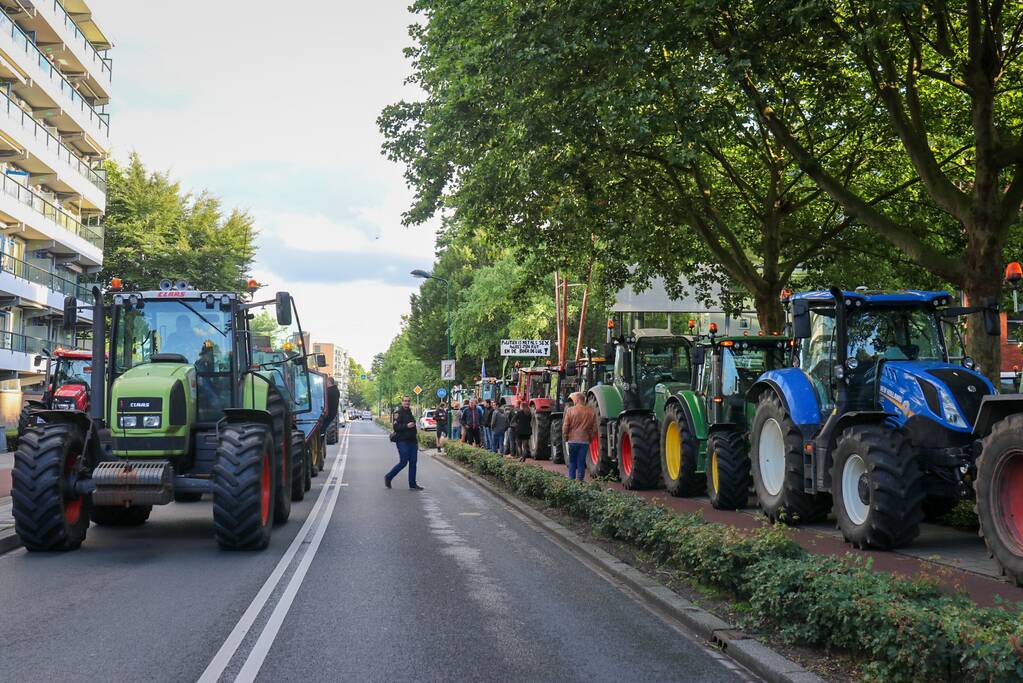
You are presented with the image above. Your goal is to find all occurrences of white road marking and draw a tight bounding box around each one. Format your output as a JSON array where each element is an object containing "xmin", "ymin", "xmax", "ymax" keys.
[
  {"xmin": 233, "ymin": 437, "xmax": 350, "ymax": 681},
  {"xmin": 197, "ymin": 428, "xmax": 351, "ymax": 683}
]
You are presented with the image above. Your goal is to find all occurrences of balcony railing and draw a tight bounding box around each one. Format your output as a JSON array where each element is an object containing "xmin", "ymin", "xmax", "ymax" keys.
[
  {"xmin": 0, "ymin": 11, "xmax": 110, "ymax": 139},
  {"xmin": 50, "ymin": 1, "xmax": 113, "ymax": 82},
  {"xmin": 0, "ymin": 330, "xmax": 47, "ymax": 354},
  {"xmin": 0, "ymin": 86, "xmax": 106, "ymax": 192},
  {"xmin": 0, "ymin": 171, "xmax": 103, "ymax": 248},
  {"xmin": 0, "ymin": 251, "xmax": 91, "ymax": 300}
]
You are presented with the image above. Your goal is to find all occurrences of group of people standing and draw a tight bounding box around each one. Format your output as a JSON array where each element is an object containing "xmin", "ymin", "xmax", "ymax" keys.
[{"xmin": 429, "ymin": 392, "xmax": 596, "ymax": 480}]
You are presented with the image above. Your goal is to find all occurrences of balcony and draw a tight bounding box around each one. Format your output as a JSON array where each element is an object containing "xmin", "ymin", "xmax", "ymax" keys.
[
  {"xmin": 0, "ymin": 252, "xmax": 91, "ymax": 301},
  {"xmin": 0, "ymin": 86, "xmax": 105, "ymax": 203},
  {"xmin": 0, "ymin": 170, "xmax": 103, "ymax": 252},
  {"xmin": 41, "ymin": 0, "xmax": 113, "ymax": 92},
  {"xmin": 0, "ymin": 10, "xmax": 109, "ymax": 142}
]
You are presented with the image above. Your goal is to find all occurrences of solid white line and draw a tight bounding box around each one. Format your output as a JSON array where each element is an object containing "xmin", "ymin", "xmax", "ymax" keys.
[
  {"xmin": 233, "ymin": 435, "xmax": 350, "ymax": 681},
  {"xmin": 197, "ymin": 429, "xmax": 351, "ymax": 683}
]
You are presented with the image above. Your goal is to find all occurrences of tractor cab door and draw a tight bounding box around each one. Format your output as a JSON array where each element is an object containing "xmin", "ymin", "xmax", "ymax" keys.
[
  {"xmin": 246, "ymin": 297, "xmax": 313, "ymax": 416},
  {"xmin": 798, "ymin": 309, "xmax": 837, "ymax": 418}
]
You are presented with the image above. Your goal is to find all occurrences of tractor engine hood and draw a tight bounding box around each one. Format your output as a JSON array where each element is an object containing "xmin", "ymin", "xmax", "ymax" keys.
[
  {"xmin": 109, "ymin": 362, "xmax": 196, "ymax": 457},
  {"xmin": 52, "ymin": 383, "xmax": 88, "ymax": 411},
  {"xmin": 877, "ymin": 361, "xmax": 993, "ymax": 432}
]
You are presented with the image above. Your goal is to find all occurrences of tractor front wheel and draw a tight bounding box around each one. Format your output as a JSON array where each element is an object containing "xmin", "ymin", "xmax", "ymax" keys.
[
  {"xmin": 91, "ymin": 505, "xmax": 152, "ymax": 526},
  {"xmin": 706, "ymin": 430, "xmax": 752, "ymax": 510},
  {"xmin": 12, "ymin": 423, "xmax": 91, "ymax": 551},
  {"xmin": 660, "ymin": 404, "xmax": 704, "ymax": 497},
  {"xmin": 831, "ymin": 425, "xmax": 922, "ymax": 549},
  {"xmin": 550, "ymin": 417, "xmax": 565, "ymax": 464},
  {"xmin": 530, "ymin": 409, "xmax": 551, "ymax": 460},
  {"xmin": 617, "ymin": 414, "xmax": 660, "ymax": 490},
  {"xmin": 976, "ymin": 413, "xmax": 1023, "ymax": 586},
  {"xmin": 213, "ymin": 423, "xmax": 275, "ymax": 550},
  {"xmin": 291, "ymin": 430, "xmax": 307, "ymax": 502},
  {"xmin": 586, "ymin": 396, "xmax": 614, "ymax": 479},
  {"xmin": 750, "ymin": 392, "xmax": 830, "ymax": 524}
]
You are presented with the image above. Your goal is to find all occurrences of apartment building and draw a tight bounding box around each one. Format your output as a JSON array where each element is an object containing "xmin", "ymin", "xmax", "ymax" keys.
[
  {"xmin": 0, "ymin": 1, "xmax": 111, "ymax": 422},
  {"xmin": 311, "ymin": 341, "xmax": 350, "ymax": 403}
]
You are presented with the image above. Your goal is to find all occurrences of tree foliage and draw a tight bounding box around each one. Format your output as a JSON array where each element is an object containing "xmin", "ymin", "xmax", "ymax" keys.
[{"xmin": 101, "ymin": 154, "xmax": 256, "ymax": 292}]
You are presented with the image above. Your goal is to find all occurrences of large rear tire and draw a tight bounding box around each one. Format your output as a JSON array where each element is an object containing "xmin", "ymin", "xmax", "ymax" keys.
[
  {"xmin": 976, "ymin": 413, "xmax": 1023, "ymax": 586},
  {"xmin": 617, "ymin": 414, "xmax": 661, "ymax": 490},
  {"xmin": 174, "ymin": 491, "xmax": 203, "ymax": 503},
  {"xmin": 213, "ymin": 423, "xmax": 275, "ymax": 550},
  {"xmin": 586, "ymin": 396, "xmax": 614, "ymax": 479},
  {"xmin": 750, "ymin": 392, "xmax": 830, "ymax": 524},
  {"xmin": 269, "ymin": 394, "xmax": 292, "ymax": 524},
  {"xmin": 530, "ymin": 409, "xmax": 551, "ymax": 460},
  {"xmin": 550, "ymin": 417, "xmax": 565, "ymax": 464},
  {"xmin": 291, "ymin": 430, "xmax": 307, "ymax": 502},
  {"xmin": 660, "ymin": 403, "xmax": 704, "ymax": 496},
  {"xmin": 90, "ymin": 505, "xmax": 152, "ymax": 526},
  {"xmin": 16, "ymin": 403, "xmax": 38, "ymax": 440},
  {"xmin": 831, "ymin": 425, "xmax": 923, "ymax": 549},
  {"xmin": 12, "ymin": 423, "xmax": 91, "ymax": 551},
  {"xmin": 706, "ymin": 430, "xmax": 752, "ymax": 510}
]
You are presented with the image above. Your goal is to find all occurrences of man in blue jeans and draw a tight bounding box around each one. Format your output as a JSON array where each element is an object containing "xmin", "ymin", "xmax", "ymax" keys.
[{"xmin": 386, "ymin": 396, "xmax": 424, "ymax": 490}]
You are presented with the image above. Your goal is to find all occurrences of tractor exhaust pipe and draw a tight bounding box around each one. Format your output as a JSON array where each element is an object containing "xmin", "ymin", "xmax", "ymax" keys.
[{"xmin": 90, "ymin": 285, "xmax": 105, "ymax": 423}]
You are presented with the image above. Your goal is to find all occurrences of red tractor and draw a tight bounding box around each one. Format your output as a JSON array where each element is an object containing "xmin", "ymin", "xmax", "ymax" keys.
[{"xmin": 18, "ymin": 348, "xmax": 94, "ymax": 437}]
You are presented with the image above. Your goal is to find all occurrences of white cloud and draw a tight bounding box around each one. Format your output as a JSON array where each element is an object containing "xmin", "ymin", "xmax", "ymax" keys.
[{"xmin": 90, "ymin": 0, "xmax": 433, "ymax": 363}]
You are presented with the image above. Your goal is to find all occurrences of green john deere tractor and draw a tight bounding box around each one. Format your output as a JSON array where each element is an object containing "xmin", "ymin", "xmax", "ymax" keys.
[
  {"xmin": 12, "ymin": 279, "xmax": 318, "ymax": 552},
  {"xmin": 659, "ymin": 334, "xmax": 789, "ymax": 507},
  {"xmin": 586, "ymin": 326, "xmax": 693, "ymax": 489}
]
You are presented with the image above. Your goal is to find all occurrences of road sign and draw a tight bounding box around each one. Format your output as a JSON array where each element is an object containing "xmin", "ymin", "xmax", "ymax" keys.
[
  {"xmin": 360, "ymin": 374, "xmax": 367, "ymax": 380},
  {"xmin": 413, "ymin": 385, "xmax": 423, "ymax": 396},
  {"xmin": 437, "ymin": 387, "xmax": 447, "ymax": 398},
  {"xmin": 500, "ymin": 339, "xmax": 551, "ymax": 357},
  {"xmin": 441, "ymin": 359, "xmax": 456, "ymax": 381}
]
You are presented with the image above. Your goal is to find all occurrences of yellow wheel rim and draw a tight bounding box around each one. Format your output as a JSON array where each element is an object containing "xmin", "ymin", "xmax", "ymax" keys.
[
  {"xmin": 665, "ymin": 421, "xmax": 682, "ymax": 480},
  {"xmin": 711, "ymin": 450, "xmax": 719, "ymax": 493}
]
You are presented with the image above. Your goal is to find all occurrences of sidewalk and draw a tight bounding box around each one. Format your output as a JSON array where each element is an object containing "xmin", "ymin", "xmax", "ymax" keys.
[{"xmin": 512, "ymin": 454, "xmax": 1023, "ymax": 609}]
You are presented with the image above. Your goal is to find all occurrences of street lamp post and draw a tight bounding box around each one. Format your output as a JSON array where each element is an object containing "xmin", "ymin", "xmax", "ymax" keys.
[{"xmin": 412, "ymin": 269, "xmax": 451, "ymax": 439}]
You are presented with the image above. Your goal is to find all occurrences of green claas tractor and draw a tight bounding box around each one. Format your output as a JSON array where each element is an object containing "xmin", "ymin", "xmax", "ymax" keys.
[
  {"xmin": 12, "ymin": 279, "xmax": 317, "ymax": 552},
  {"xmin": 587, "ymin": 324, "xmax": 693, "ymax": 489},
  {"xmin": 659, "ymin": 333, "xmax": 789, "ymax": 507}
]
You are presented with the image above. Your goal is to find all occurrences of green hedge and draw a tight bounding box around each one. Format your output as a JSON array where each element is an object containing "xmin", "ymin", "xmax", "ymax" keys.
[{"xmin": 443, "ymin": 442, "xmax": 1023, "ymax": 683}]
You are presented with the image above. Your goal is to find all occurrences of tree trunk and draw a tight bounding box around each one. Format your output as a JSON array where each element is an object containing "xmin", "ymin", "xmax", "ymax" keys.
[
  {"xmin": 753, "ymin": 289, "xmax": 786, "ymax": 336},
  {"xmin": 961, "ymin": 222, "xmax": 1004, "ymax": 386}
]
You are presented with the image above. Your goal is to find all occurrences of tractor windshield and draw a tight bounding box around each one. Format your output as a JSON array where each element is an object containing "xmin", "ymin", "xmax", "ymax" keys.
[
  {"xmin": 112, "ymin": 300, "xmax": 235, "ymax": 422},
  {"xmin": 635, "ymin": 338, "xmax": 691, "ymax": 406},
  {"xmin": 848, "ymin": 307, "xmax": 944, "ymax": 362},
  {"xmin": 55, "ymin": 359, "xmax": 92, "ymax": 386},
  {"xmin": 720, "ymin": 343, "xmax": 787, "ymax": 396}
]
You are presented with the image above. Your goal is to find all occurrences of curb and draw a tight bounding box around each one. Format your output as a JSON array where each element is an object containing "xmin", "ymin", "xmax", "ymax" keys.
[
  {"xmin": 0, "ymin": 528, "xmax": 20, "ymax": 556},
  {"xmin": 431, "ymin": 451, "xmax": 823, "ymax": 683}
]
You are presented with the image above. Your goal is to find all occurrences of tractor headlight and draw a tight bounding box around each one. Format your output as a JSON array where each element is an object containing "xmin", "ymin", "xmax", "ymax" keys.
[
  {"xmin": 940, "ymin": 390, "xmax": 965, "ymax": 427},
  {"xmin": 143, "ymin": 415, "xmax": 161, "ymax": 428},
  {"xmin": 119, "ymin": 415, "xmax": 138, "ymax": 428}
]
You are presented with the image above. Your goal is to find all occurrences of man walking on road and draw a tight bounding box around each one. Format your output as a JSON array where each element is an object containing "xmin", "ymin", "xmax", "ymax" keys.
[
  {"xmin": 386, "ymin": 396, "xmax": 423, "ymax": 490},
  {"xmin": 563, "ymin": 392, "xmax": 597, "ymax": 481}
]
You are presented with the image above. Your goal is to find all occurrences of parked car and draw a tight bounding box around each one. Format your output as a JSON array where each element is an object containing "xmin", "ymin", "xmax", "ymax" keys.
[
  {"xmin": 419, "ymin": 409, "xmax": 437, "ymax": 431},
  {"xmin": 362, "ymin": 410, "xmax": 372, "ymax": 420}
]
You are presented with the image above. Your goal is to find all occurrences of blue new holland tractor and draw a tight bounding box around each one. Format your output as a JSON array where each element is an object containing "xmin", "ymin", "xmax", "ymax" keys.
[{"xmin": 747, "ymin": 287, "xmax": 1001, "ymax": 551}]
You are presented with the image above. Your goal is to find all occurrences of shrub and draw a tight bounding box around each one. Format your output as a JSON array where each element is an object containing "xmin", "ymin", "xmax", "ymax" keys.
[{"xmin": 440, "ymin": 441, "xmax": 1023, "ymax": 683}]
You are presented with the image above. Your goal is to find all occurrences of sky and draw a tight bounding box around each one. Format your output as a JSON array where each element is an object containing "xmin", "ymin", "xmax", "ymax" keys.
[{"xmin": 88, "ymin": 0, "xmax": 435, "ymax": 367}]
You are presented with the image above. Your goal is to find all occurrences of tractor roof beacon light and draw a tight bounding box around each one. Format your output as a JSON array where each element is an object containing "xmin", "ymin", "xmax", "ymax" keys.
[
  {"xmin": 688, "ymin": 319, "xmax": 696, "ymax": 331},
  {"xmin": 1006, "ymin": 262, "xmax": 1022, "ymax": 286},
  {"xmin": 708, "ymin": 322, "xmax": 718, "ymax": 338},
  {"xmin": 110, "ymin": 277, "xmax": 122, "ymax": 291}
]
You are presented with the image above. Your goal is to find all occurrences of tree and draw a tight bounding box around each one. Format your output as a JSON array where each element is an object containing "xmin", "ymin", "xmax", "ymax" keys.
[
  {"xmin": 695, "ymin": 0, "xmax": 1023, "ymax": 377},
  {"xmin": 347, "ymin": 357, "xmax": 375, "ymax": 410},
  {"xmin": 379, "ymin": 0, "xmax": 886, "ymax": 331},
  {"xmin": 101, "ymin": 154, "xmax": 256, "ymax": 291}
]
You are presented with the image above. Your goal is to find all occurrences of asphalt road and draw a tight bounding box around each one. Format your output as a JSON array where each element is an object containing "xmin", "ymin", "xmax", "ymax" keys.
[{"xmin": 0, "ymin": 420, "xmax": 752, "ymax": 683}]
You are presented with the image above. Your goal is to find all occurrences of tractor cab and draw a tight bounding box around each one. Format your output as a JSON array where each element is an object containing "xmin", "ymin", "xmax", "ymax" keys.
[
  {"xmin": 614, "ymin": 329, "xmax": 693, "ymax": 411},
  {"xmin": 44, "ymin": 349, "xmax": 94, "ymax": 411},
  {"xmin": 698, "ymin": 335, "xmax": 788, "ymax": 429}
]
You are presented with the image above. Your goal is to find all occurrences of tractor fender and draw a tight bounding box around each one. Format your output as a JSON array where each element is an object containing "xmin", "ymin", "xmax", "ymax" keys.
[
  {"xmin": 747, "ymin": 369, "xmax": 822, "ymax": 431},
  {"xmin": 587, "ymin": 385, "xmax": 623, "ymax": 421},
  {"xmin": 530, "ymin": 398, "xmax": 553, "ymax": 412},
  {"xmin": 32, "ymin": 409, "xmax": 92, "ymax": 434},
  {"xmin": 222, "ymin": 408, "xmax": 275, "ymax": 432},
  {"xmin": 973, "ymin": 395, "xmax": 1023, "ymax": 437},
  {"xmin": 663, "ymin": 392, "xmax": 707, "ymax": 442}
]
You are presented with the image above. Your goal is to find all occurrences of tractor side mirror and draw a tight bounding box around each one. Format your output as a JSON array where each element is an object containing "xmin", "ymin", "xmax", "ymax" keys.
[
  {"xmin": 62, "ymin": 296, "xmax": 77, "ymax": 332},
  {"xmin": 33, "ymin": 354, "xmax": 42, "ymax": 366},
  {"xmin": 316, "ymin": 353, "xmax": 327, "ymax": 367},
  {"xmin": 691, "ymin": 347, "xmax": 706, "ymax": 367},
  {"xmin": 565, "ymin": 360, "xmax": 577, "ymax": 377},
  {"xmin": 275, "ymin": 292, "xmax": 293, "ymax": 326},
  {"xmin": 984, "ymin": 308, "xmax": 1000, "ymax": 336},
  {"xmin": 791, "ymin": 300, "xmax": 811, "ymax": 339}
]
